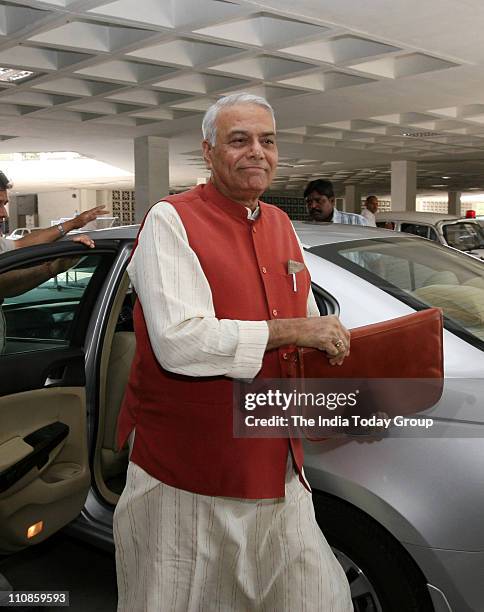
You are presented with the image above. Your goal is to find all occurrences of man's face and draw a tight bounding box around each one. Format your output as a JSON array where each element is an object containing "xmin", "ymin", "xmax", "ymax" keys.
[
  {"xmin": 367, "ymin": 197, "xmax": 379, "ymax": 214},
  {"xmin": 202, "ymin": 104, "xmax": 278, "ymax": 201},
  {"xmin": 306, "ymin": 191, "xmax": 335, "ymax": 222},
  {"xmin": 0, "ymin": 190, "xmax": 8, "ymax": 223}
]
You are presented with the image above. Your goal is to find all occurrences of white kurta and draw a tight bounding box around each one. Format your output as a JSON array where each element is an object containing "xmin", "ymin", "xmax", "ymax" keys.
[{"xmin": 114, "ymin": 201, "xmax": 352, "ymax": 611}]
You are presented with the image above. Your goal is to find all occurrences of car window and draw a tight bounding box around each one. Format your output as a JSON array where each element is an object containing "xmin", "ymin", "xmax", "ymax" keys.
[
  {"xmin": 443, "ymin": 222, "xmax": 484, "ymax": 251},
  {"xmin": 428, "ymin": 228, "xmax": 439, "ymax": 243},
  {"xmin": 0, "ymin": 254, "xmax": 104, "ymax": 356},
  {"xmin": 401, "ymin": 223, "xmax": 430, "ymax": 239},
  {"xmin": 310, "ymin": 237, "xmax": 484, "ymax": 348}
]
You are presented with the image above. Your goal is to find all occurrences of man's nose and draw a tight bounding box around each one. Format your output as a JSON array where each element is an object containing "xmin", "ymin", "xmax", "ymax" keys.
[{"xmin": 248, "ymin": 139, "xmax": 264, "ymax": 157}]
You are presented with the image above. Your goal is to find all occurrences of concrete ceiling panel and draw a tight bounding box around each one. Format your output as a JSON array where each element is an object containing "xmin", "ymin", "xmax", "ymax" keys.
[
  {"xmin": 0, "ymin": 91, "xmax": 76, "ymax": 106},
  {"xmin": 75, "ymin": 59, "xmax": 177, "ymax": 83},
  {"xmin": 105, "ymin": 88, "xmax": 187, "ymax": 105},
  {"xmin": 194, "ymin": 13, "xmax": 329, "ymax": 47},
  {"xmin": 228, "ymin": 83, "xmax": 304, "ymax": 101},
  {"xmin": 152, "ymin": 72, "xmax": 250, "ymax": 94},
  {"xmin": 89, "ymin": 0, "xmax": 245, "ymax": 29},
  {"xmin": 351, "ymin": 53, "xmax": 460, "ymax": 79},
  {"xmin": 31, "ymin": 76, "xmax": 120, "ymax": 96},
  {"xmin": 208, "ymin": 55, "xmax": 315, "ymax": 80},
  {"xmin": 0, "ymin": 3, "xmax": 50, "ymax": 36},
  {"xmin": 281, "ymin": 35, "xmax": 400, "ymax": 64},
  {"xmin": 28, "ymin": 20, "xmax": 158, "ymax": 53},
  {"xmin": 88, "ymin": 0, "xmax": 173, "ymax": 28},
  {"xmin": 127, "ymin": 39, "xmax": 245, "ymax": 68},
  {"xmin": 279, "ymin": 69, "xmax": 375, "ymax": 91},
  {"xmin": 169, "ymin": 97, "xmax": 213, "ymax": 111}
]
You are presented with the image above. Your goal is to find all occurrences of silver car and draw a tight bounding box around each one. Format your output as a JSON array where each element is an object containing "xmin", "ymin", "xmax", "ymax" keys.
[
  {"xmin": 376, "ymin": 211, "xmax": 484, "ymax": 261},
  {"xmin": 0, "ymin": 223, "xmax": 483, "ymax": 612}
]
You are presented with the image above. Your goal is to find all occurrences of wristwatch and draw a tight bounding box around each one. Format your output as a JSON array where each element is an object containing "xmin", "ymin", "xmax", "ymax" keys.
[{"xmin": 56, "ymin": 223, "xmax": 66, "ymax": 237}]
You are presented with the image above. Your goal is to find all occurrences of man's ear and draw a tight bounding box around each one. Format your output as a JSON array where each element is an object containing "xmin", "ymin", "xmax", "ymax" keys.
[{"xmin": 202, "ymin": 140, "xmax": 212, "ymax": 170}]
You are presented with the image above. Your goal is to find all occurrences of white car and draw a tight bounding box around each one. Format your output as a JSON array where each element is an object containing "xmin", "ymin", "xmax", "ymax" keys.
[
  {"xmin": 376, "ymin": 211, "xmax": 484, "ymax": 260},
  {"xmin": 0, "ymin": 223, "xmax": 483, "ymax": 611},
  {"xmin": 6, "ymin": 227, "xmax": 41, "ymax": 240}
]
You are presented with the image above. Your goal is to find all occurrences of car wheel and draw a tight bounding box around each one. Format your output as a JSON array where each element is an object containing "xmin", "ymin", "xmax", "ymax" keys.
[{"xmin": 313, "ymin": 492, "xmax": 434, "ymax": 612}]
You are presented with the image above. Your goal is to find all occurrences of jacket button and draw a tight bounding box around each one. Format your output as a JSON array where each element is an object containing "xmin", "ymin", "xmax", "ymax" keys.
[
  {"xmin": 262, "ymin": 266, "xmax": 267, "ymax": 273},
  {"xmin": 272, "ymin": 309, "xmax": 278, "ymax": 317}
]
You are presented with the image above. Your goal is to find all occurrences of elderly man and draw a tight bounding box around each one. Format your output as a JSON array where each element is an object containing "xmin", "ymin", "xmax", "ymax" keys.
[
  {"xmin": 114, "ymin": 93, "xmax": 352, "ymax": 611},
  {"xmin": 361, "ymin": 195, "xmax": 379, "ymax": 227},
  {"xmin": 304, "ymin": 178, "xmax": 368, "ymax": 225}
]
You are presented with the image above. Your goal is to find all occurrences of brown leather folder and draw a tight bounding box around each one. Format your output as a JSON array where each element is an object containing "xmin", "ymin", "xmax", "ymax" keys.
[
  {"xmin": 283, "ymin": 308, "xmax": 444, "ymax": 425},
  {"xmin": 299, "ymin": 307, "xmax": 443, "ymax": 380}
]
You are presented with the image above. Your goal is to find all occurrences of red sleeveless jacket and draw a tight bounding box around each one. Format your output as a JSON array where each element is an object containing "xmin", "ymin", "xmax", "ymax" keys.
[{"xmin": 117, "ymin": 181, "xmax": 311, "ymax": 498}]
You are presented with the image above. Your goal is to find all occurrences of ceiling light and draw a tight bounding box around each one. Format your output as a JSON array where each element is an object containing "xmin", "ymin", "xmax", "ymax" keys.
[
  {"xmin": 402, "ymin": 131, "xmax": 441, "ymax": 138},
  {"xmin": 441, "ymin": 176, "xmax": 451, "ymax": 179},
  {"xmin": 0, "ymin": 67, "xmax": 36, "ymax": 83}
]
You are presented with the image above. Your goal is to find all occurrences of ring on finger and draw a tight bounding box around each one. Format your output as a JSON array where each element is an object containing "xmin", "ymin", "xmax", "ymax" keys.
[{"xmin": 334, "ymin": 339, "xmax": 344, "ymax": 350}]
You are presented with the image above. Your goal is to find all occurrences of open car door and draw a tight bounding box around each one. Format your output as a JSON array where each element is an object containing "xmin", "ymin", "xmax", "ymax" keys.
[{"xmin": 0, "ymin": 240, "xmax": 118, "ymax": 553}]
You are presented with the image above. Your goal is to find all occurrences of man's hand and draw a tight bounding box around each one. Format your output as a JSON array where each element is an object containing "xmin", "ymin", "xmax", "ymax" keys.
[
  {"xmin": 71, "ymin": 205, "xmax": 107, "ymax": 230},
  {"xmin": 47, "ymin": 235, "xmax": 96, "ymax": 276},
  {"xmin": 267, "ymin": 314, "xmax": 350, "ymax": 366},
  {"xmin": 71, "ymin": 235, "xmax": 95, "ymax": 248},
  {"xmin": 293, "ymin": 315, "xmax": 350, "ymax": 365},
  {"xmin": 13, "ymin": 206, "xmax": 106, "ymax": 249}
]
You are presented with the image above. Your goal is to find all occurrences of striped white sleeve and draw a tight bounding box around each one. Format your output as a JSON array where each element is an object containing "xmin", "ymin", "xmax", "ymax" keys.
[
  {"xmin": 307, "ymin": 288, "xmax": 320, "ymax": 317},
  {"xmin": 127, "ymin": 201, "xmax": 268, "ymax": 379},
  {"xmin": 289, "ymin": 223, "xmax": 320, "ymax": 317}
]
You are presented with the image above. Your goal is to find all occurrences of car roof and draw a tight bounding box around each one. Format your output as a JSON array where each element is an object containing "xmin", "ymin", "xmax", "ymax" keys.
[
  {"xmin": 76, "ymin": 220, "xmax": 398, "ymax": 248},
  {"xmin": 70, "ymin": 224, "xmax": 139, "ymax": 240},
  {"xmin": 292, "ymin": 221, "xmax": 397, "ymax": 247},
  {"xmin": 377, "ymin": 211, "xmax": 461, "ymax": 223}
]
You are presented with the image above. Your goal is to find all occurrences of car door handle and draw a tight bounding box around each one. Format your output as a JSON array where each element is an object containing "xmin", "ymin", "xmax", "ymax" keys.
[
  {"xmin": 44, "ymin": 365, "xmax": 67, "ymax": 387},
  {"xmin": 0, "ymin": 422, "xmax": 69, "ymax": 493}
]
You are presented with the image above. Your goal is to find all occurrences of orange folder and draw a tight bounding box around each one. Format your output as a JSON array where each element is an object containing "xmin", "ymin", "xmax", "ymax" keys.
[{"xmin": 282, "ymin": 308, "xmax": 444, "ymax": 420}]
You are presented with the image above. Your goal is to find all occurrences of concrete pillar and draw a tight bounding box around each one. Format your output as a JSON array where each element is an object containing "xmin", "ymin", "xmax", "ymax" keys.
[
  {"xmin": 447, "ymin": 191, "xmax": 461, "ymax": 216},
  {"xmin": 344, "ymin": 184, "xmax": 361, "ymax": 213},
  {"xmin": 134, "ymin": 136, "xmax": 169, "ymax": 223},
  {"xmin": 391, "ymin": 160, "xmax": 417, "ymax": 211}
]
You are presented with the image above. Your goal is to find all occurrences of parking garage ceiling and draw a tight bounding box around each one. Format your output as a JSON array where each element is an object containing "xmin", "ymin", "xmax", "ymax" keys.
[{"xmin": 2, "ymin": 0, "xmax": 484, "ymax": 193}]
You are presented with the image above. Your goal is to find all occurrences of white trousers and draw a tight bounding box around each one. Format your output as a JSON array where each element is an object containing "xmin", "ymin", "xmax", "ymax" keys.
[{"xmin": 114, "ymin": 459, "xmax": 352, "ymax": 612}]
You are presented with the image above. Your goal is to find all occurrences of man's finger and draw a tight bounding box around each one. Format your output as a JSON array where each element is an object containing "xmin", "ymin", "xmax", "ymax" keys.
[
  {"xmin": 72, "ymin": 235, "xmax": 95, "ymax": 248},
  {"xmin": 322, "ymin": 341, "xmax": 340, "ymax": 356}
]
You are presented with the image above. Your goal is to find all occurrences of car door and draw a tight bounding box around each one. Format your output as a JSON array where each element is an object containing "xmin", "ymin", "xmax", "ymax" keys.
[{"xmin": 0, "ymin": 239, "xmax": 119, "ymax": 553}]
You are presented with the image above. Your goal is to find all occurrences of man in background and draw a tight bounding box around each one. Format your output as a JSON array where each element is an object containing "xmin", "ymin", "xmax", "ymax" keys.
[
  {"xmin": 361, "ymin": 195, "xmax": 379, "ymax": 227},
  {"xmin": 0, "ymin": 170, "xmax": 105, "ymax": 253},
  {"xmin": 304, "ymin": 178, "xmax": 368, "ymax": 225}
]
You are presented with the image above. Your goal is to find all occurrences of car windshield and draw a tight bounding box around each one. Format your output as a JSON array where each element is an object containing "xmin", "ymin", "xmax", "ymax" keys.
[
  {"xmin": 443, "ymin": 222, "xmax": 484, "ymax": 251},
  {"xmin": 310, "ymin": 236, "xmax": 484, "ymax": 347}
]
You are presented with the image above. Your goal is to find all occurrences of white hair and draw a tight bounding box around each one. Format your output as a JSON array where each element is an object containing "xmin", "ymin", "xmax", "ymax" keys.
[{"xmin": 202, "ymin": 93, "xmax": 276, "ymax": 145}]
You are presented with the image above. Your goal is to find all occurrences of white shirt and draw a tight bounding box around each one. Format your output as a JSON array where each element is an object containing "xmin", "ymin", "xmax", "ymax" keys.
[
  {"xmin": 127, "ymin": 201, "xmax": 319, "ymax": 380},
  {"xmin": 0, "ymin": 237, "xmax": 14, "ymax": 253},
  {"xmin": 361, "ymin": 208, "xmax": 376, "ymax": 227}
]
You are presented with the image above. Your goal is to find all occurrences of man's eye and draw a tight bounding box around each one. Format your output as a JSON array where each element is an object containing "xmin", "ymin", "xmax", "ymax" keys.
[
  {"xmin": 262, "ymin": 138, "xmax": 275, "ymax": 145},
  {"xmin": 231, "ymin": 138, "xmax": 246, "ymax": 144}
]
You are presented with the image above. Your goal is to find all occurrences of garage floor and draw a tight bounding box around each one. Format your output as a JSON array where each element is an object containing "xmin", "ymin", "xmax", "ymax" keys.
[{"xmin": 0, "ymin": 533, "xmax": 117, "ymax": 611}]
